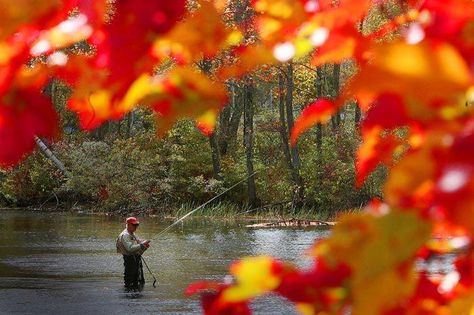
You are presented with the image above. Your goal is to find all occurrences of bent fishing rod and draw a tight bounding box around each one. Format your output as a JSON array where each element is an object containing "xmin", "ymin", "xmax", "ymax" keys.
[{"xmin": 141, "ymin": 170, "xmax": 260, "ymax": 287}]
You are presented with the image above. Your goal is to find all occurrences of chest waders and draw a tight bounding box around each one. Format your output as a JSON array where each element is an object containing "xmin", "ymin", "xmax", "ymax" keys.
[
  {"xmin": 123, "ymin": 254, "xmax": 144, "ymax": 289},
  {"xmin": 122, "ymin": 234, "xmax": 145, "ymax": 290}
]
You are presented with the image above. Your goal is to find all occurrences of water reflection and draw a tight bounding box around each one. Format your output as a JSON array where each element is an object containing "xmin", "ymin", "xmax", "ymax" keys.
[{"xmin": 0, "ymin": 210, "xmax": 328, "ymax": 314}]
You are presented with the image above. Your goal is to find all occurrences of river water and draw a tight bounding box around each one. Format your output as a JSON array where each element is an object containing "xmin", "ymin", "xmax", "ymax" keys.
[{"xmin": 0, "ymin": 210, "xmax": 331, "ymax": 314}]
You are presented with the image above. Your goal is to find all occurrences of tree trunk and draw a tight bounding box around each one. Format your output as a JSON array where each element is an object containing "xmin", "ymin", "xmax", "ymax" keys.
[
  {"xmin": 218, "ymin": 106, "xmax": 231, "ymax": 155},
  {"xmin": 315, "ymin": 67, "xmax": 324, "ymax": 156},
  {"xmin": 37, "ymin": 80, "xmax": 69, "ymax": 177},
  {"xmin": 198, "ymin": 58, "xmax": 223, "ymax": 178},
  {"xmin": 284, "ymin": 63, "xmax": 304, "ymax": 211},
  {"xmin": 333, "ymin": 63, "xmax": 341, "ymax": 123},
  {"xmin": 330, "ymin": 64, "xmax": 341, "ymax": 130},
  {"xmin": 285, "ymin": 63, "xmax": 300, "ymax": 169},
  {"xmin": 126, "ymin": 111, "xmax": 135, "ymax": 138},
  {"xmin": 209, "ymin": 132, "xmax": 222, "ymax": 180},
  {"xmin": 116, "ymin": 119, "xmax": 122, "ymax": 137},
  {"xmin": 355, "ymin": 101, "xmax": 361, "ymax": 127},
  {"xmin": 316, "ymin": 123, "xmax": 323, "ymax": 158},
  {"xmin": 243, "ymin": 81, "xmax": 258, "ymax": 207},
  {"xmin": 278, "ymin": 74, "xmax": 294, "ymax": 175},
  {"xmin": 224, "ymin": 85, "xmax": 243, "ymax": 155},
  {"xmin": 218, "ymin": 82, "xmax": 235, "ymax": 155},
  {"xmin": 34, "ymin": 136, "xmax": 69, "ymax": 177}
]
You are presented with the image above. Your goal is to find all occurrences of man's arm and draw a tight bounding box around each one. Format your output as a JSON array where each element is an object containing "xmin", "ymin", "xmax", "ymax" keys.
[{"xmin": 121, "ymin": 234, "xmax": 144, "ymax": 253}]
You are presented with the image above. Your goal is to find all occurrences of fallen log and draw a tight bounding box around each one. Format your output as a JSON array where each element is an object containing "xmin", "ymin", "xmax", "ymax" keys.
[{"xmin": 246, "ymin": 218, "xmax": 336, "ymax": 228}]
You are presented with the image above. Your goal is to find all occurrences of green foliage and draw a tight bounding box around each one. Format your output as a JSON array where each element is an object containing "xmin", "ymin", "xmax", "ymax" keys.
[
  {"xmin": 0, "ymin": 152, "xmax": 62, "ymax": 205},
  {"xmin": 166, "ymin": 120, "xmax": 222, "ymax": 202},
  {"xmin": 299, "ymin": 125, "xmax": 385, "ymax": 213},
  {"xmin": 0, "ymin": 110, "xmax": 386, "ymax": 215}
]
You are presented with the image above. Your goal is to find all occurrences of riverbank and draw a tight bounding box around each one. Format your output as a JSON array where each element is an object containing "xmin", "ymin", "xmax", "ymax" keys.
[{"xmin": 1, "ymin": 200, "xmax": 349, "ymax": 223}]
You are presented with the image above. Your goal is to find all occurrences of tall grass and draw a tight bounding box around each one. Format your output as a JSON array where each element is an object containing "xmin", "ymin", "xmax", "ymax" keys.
[{"xmin": 167, "ymin": 201, "xmax": 352, "ymax": 222}]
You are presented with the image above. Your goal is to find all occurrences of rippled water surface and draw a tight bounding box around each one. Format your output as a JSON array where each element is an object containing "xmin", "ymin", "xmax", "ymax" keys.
[{"xmin": 0, "ymin": 210, "xmax": 331, "ymax": 314}]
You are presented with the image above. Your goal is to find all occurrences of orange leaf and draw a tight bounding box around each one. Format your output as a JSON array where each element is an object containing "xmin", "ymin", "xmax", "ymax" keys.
[
  {"xmin": 347, "ymin": 40, "xmax": 472, "ymax": 110},
  {"xmin": 337, "ymin": 0, "xmax": 372, "ymax": 23},
  {"xmin": 0, "ymin": 0, "xmax": 61, "ymax": 40},
  {"xmin": 117, "ymin": 67, "xmax": 227, "ymax": 137},
  {"xmin": 422, "ymin": 0, "xmax": 474, "ymax": 36},
  {"xmin": 449, "ymin": 291, "xmax": 474, "ymax": 315},
  {"xmin": 310, "ymin": 0, "xmax": 370, "ymax": 30},
  {"xmin": 384, "ymin": 120, "xmax": 474, "ymax": 232},
  {"xmin": 67, "ymin": 89, "xmax": 116, "ymax": 130},
  {"xmin": 290, "ymin": 99, "xmax": 337, "ymax": 145},
  {"xmin": 0, "ymin": 37, "xmax": 31, "ymax": 94},
  {"xmin": 311, "ymin": 26, "xmax": 366, "ymax": 66},
  {"xmin": 217, "ymin": 44, "xmax": 277, "ymax": 80},
  {"xmin": 385, "ymin": 148, "xmax": 436, "ymax": 210},
  {"xmin": 60, "ymin": 1, "xmax": 187, "ymax": 130},
  {"xmin": 152, "ymin": 1, "xmax": 241, "ymax": 65},
  {"xmin": 92, "ymin": 0, "xmax": 186, "ymax": 90},
  {"xmin": 252, "ymin": 0, "xmax": 308, "ymax": 45},
  {"xmin": 356, "ymin": 128, "xmax": 401, "ymax": 187}
]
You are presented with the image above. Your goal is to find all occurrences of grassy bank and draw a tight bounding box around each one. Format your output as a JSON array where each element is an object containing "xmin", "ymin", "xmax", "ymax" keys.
[
  {"xmin": 168, "ymin": 202, "xmax": 345, "ymax": 222},
  {"xmin": 7, "ymin": 200, "xmax": 355, "ymax": 223}
]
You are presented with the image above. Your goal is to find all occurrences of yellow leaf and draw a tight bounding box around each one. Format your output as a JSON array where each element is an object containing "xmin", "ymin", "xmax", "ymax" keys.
[
  {"xmin": 295, "ymin": 303, "xmax": 316, "ymax": 315},
  {"xmin": 450, "ymin": 292, "xmax": 474, "ymax": 315},
  {"xmin": 0, "ymin": 0, "xmax": 60, "ymax": 40},
  {"xmin": 0, "ymin": 42, "xmax": 18, "ymax": 65},
  {"xmin": 254, "ymin": 0, "xmax": 295, "ymax": 19},
  {"xmin": 313, "ymin": 211, "xmax": 432, "ymax": 315},
  {"xmin": 352, "ymin": 267, "xmax": 417, "ymax": 315},
  {"xmin": 119, "ymin": 67, "xmax": 227, "ymax": 136},
  {"xmin": 385, "ymin": 149, "xmax": 435, "ymax": 209},
  {"xmin": 196, "ymin": 110, "xmax": 218, "ymax": 136},
  {"xmin": 118, "ymin": 74, "xmax": 163, "ymax": 114},
  {"xmin": 217, "ymin": 44, "xmax": 277, "ymax": 79},
  {"xmin": 253, "ymin": 0, "xmax": 308, "ymax": 44},
  {"xmin": 222, "ymin": 256, "xmax": 283, "ymax": 302}
]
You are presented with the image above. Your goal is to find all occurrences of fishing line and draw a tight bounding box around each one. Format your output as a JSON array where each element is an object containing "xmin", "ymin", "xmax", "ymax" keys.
[
  {"xmin": 140, "ymin": 169, "xmax": 261, "ymax": 288},
  {"xmin": 150, "ymin": 169, "xmax": 261, "ymax": 241}
]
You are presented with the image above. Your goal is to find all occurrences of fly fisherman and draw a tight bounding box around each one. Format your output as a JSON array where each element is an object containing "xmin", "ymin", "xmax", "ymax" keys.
[{"xmin": 116, "ymin": 217, "xmax": 150, "ymax": 290}]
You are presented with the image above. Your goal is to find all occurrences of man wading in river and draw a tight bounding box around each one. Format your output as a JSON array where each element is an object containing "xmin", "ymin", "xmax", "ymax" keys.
[{"xmin": 116, "ymin": 217, "xmax": 150, "ymax": 290}]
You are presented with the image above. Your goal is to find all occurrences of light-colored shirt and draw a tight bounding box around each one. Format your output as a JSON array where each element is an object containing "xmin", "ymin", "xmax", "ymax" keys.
[{"xmin": 116, "ymin": 228, "xmax": 146, "ymax": 256}]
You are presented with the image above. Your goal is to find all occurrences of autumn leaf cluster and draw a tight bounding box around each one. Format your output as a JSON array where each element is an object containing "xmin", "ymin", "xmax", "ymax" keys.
[{"xmin": 1, "ymin": 0, "xmax": 474, "ymax": 314}]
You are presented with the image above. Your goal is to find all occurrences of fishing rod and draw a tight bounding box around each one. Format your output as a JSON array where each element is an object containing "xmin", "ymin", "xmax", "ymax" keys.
[
  {"xmin": 151, "ymin": 169, "xmax": 261, "ymax": 241},
  {"xmin": 141, "ymin": 256, "xmax": 157, "ymax": 288},
  {"xmin": 140, "ymin": 169, "xmax": 260, "ymax": 288}
]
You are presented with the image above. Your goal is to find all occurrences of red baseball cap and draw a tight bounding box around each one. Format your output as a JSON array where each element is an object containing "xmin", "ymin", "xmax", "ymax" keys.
[{"xmin": 126, "ymin": 217, "xmax": 140, "ymax": 225}]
